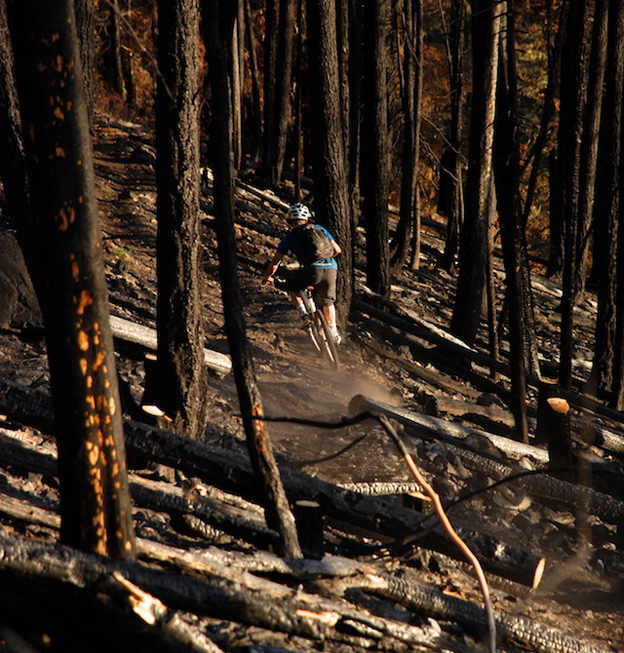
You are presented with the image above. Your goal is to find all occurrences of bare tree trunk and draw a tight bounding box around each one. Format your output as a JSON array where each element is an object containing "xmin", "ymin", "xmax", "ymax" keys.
[
  {"xmin": 263, "ymin": 0, "xmax": 278, "ymax": 181},
  {"xmin": 293, "ymin": 0, "xmax": 304, "ymax": 200},
  {"xmin": 347, "ymin": 0, "xmax": 362, "ymax": 235},
  {"xmin": 202, "ymin": 0, "xmax": 302, "ymax": 559},
  {"xmin": 305, "ymin": 0, "xmax": 353, "ymax": 331},
  {"xmin": 272, "ymin": 0, "xmax": 295, "ymax": 182},
  {"xmin": 590, "ymin": 0, "xmax": 624, "ymax": 403},
  {"xmin": 557, "ymin": 0, "xmax": 592, "ymax": 390},
  {"xmin": 7, "ymin": 0, "xmax": 136, "ymax": 558},
  {"xmin": 0, "ymin": 0, "xmax": 31, "ymax": 242},
  {"xmin": 243, "ymin": 0, "xmax": 263, "ymax": 161},
  {"xmin": 391, "ymin": 0, "xmax": 422, "ymax": 274},
  {"xmin": 450, "ymin": 0, "xmax": 499, "ymax": 347},
  {"xmin": 574, "ymin": 0, "xmax": 607, "ymax": 305},
  {"xmin": 154, "ymin": 0, "xmax": 208, "ymax": 440},
  {"xmin": 522, "ymin": 1, "xmax": 563, "ymax": 233},
  {"xmin": 107, "ymin": 0, "xmax": 125, "ymax": 97},
  {"xmin": 440, "ymin": 0, "xmax": 467, "ymax": 271},
  {"xmin": 231, "ymin": 3, "xmax": 244, "ymax": 169},
  {"xmin": 361, "ymin": 0, "xmax": 390, "ymax": 297},
  {"xmin": 493, "ymin": 1, "xmax": 528, "ymax": 443},
  {"xmin": 74, "ymin": 0, "xmax": 95, "ymax": 124}
]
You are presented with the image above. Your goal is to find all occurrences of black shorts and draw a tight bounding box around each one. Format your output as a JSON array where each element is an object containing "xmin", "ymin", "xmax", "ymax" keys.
[{"xmin": 275, "ymin": 267, "xmax": 337, "ymax": 307}]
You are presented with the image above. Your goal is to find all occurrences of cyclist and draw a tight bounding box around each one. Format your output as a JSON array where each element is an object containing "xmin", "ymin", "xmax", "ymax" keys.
[{"xmin": 262, "ymin": 203, "xmax": 342, "ymax": 344}]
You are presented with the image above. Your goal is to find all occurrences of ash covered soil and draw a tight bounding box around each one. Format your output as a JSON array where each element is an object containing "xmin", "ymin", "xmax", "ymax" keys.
[{"xmin": 0, "ymin": 113, "xmax": 623, "ymax": 652}]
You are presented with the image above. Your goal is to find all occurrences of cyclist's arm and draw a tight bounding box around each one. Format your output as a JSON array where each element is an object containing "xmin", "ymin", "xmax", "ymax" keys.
[
  {"xmin": 331, "ymin": 239, "xmax": 342, "ymax": 256},
  {"xmin": 262, "ymin": 251, "xmax": 284, "ymax": 284}
]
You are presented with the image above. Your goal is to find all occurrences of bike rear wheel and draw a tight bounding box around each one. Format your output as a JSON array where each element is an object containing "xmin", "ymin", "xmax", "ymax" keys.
[
  {"xmin": 314, "ymin": 310, "xmax": 340, "ymax": 370},
  {"xmin": 299, "ymin": 289, "xmax": 339, "ymax": 369}
]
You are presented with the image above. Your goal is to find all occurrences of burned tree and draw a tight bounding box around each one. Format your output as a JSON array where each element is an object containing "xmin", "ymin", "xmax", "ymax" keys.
[
  {"xmin": 305, "ymin": 0, "xmax": 354, "ymax": 330},
  {"xmin": 153, "ymin": 0, "xmax": 208, "ymax": 440},
  {"xmin": 7, "ymin": 0, "xmax": 135, "ymax": 557},
  {"xmin": 450, "ymin": 0, "xmax": 499, "ymax": 347},
  {"xmin": 202, "ymin": 0, "xmax": 302, "ymax": 559}
]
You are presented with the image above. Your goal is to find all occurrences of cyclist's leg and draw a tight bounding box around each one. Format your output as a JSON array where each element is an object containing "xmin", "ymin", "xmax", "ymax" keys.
[
  {"xmin": 314, "ymin": 269, "xmax": 341, "ymax": 343},
  {"xmin": 275, "ymin": 268, "xmax": 315, "ymax": 320}
]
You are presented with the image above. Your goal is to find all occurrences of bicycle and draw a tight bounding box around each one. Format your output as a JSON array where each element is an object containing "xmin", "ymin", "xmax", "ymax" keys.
[
  {"xmin": 297, "ymin": 284, "xmax": 340, "ymax": 370},
  {"xmin": 269, "ymin": 263, "xmax": 340, "ymax": 370}
]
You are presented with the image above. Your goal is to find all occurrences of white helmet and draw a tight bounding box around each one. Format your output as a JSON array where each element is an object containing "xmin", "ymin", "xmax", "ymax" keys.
[{"xmin": 286, "ymin": 203, "xmax": 310, "ymax": 222}]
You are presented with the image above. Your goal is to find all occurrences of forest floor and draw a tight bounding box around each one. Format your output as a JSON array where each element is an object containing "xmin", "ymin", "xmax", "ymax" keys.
[{"xmin": 0, "ymin": 113, "xmax": 623, "ymax": 652}]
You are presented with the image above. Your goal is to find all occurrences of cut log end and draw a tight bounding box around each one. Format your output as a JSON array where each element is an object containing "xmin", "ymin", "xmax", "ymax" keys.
[
  {"xmin": 532, "ymin": 557, "xmax": 546, "ymax": 589},
  {"xmin": 547, "ymin": 397, "xmax": 570, "ymax": 415}
]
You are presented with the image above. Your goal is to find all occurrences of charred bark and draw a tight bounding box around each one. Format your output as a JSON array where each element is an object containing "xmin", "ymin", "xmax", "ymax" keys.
[
  {"xmin": 7, "ymin": 0, "xmax": 135, "ymax": 558},
  {"xmin": 450, "ymin": 0, "xmax": 499, "ymax": 346},
  {"xmin": 351, "ymin": 395, "xmax": 624, "ymax": 529},
  {"xmin": 154, "ymin": 0, "xmax": 208, "ymax": 440},
  {"xmin": 360, "ymin": 0, "xmax": 391, "ymax": 296},
  {"xmin": 202, "ymin": 0, "xmax": 302, "ymax": 558},
  {"xmin": 369, "ymin": 573, "xmax": 608, "ymax": 653},
  {"xmin": 0, "ymin": 531, "xmax": 443, "ymax": 650},
  {"xmin": 305, "ymin": 0, "xmax": 354, "ymax": 331}
]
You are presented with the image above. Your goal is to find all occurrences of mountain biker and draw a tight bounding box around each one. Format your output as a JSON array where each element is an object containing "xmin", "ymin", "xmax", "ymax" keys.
[{"xmin": 262, "ymin": 203, "xmax": 343, "ymax": 344}]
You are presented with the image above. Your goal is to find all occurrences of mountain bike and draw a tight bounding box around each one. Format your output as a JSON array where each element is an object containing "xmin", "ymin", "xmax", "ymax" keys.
[
  {"xmin": 270, "ymin": 263, "xmax": 340, "ymax": 370},
  {"xmin": 297, "ymin": 284, "xmax": 340, "ymax": 370}
]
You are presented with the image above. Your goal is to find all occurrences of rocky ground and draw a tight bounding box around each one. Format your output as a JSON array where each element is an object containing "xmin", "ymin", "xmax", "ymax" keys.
[{"xmin": 0, "ymin": 113, "xmax": 623, "ymax": 652}]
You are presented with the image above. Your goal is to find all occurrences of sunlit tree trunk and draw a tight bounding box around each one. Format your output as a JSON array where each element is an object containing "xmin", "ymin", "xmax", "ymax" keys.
[{"xmin": 7, "ymin": 0, "xmax": 135, "ymax": 558}]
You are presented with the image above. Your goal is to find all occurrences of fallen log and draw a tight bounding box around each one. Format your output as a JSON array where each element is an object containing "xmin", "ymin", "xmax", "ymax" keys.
[
  {"xmin": 367, "ymin": 573, "xmax": 610, "ymax": 653},
  {"xmin": 138, "ymin": 538, "xmax": 365, "ymax": 582},
  {"xmin": 337, "ymin": 481, "xmax": 425, "ymax": 496},
  {"xmin": 109, "ymin": 315, "xmax": 232, "ymax": 377},
  {"xmin": 350, "ymin": 394, "xmax": 548, "ymax": 464},
  {"xmin": 0, "ymin": 565, "xmax": 214, "ymax": 653},
  {"xmin": 351, "ymin": 395, "xmax": 624, "ymax": 527},
  {"xmin": 354, "ymin": 310, "xmax": 510, "ymax": 401},
  {"xmin": 356, "ymin": 293, "xmax": 624, "ymax": 430},
  {"xmin": 122, "ymin": 420, "xmax": 546, "ymax": 588},
  {"xmin": 0, "ymin": 487, "xmax": 606, "ymax": 653},
  {"xmin": 130, "ymin": 475, "xmax": 278, "ymax": 549},
  {"xmin": 360, "ymin": 334, "xmax": 482, "ymax": 403},
  {"xmin": 0, "ymin": 429, "xmax": 279, "ymax": 549},
  {"xmin": 581, "ymin": 422, "xmax": 624, "ymax": 459},
  {"xmin": 0, "ymin": 532, "xmax": 443, "ymax": 651},
  {"xmin": 0, "ymin": 381, "xmax": 547, "ymax": 588},
  {"xmin": 0, "ymin": 485, "xmax": 361, "ymax": 586},
  {"xmin": 111, "ymin": 573, "xmax": 226, "ymax": 653},
  {"xmin": 353, "ymin": 297, "xmax": 506, "ymax": 376}
]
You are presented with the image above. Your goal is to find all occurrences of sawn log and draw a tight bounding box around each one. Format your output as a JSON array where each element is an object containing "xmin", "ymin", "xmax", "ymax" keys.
[
  {"xmin": 109, "ymin": 314, "xmax": 232, "ymax": 376},
  {"xmin": 0, "ymin": 380, "xmax": 545, "ymax": 588},
  {"xmin": 352, "ymin": 395, "xmax": 624, "ymax": 527},
  {"xmin": 121, "ymin": 420, "xmax": 546, "ymax": 588}
]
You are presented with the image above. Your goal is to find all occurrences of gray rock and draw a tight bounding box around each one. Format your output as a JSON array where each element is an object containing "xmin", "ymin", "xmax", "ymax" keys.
[{"xmin": 0, "ymin": 229, "xmax": 42, "ymax": 334}]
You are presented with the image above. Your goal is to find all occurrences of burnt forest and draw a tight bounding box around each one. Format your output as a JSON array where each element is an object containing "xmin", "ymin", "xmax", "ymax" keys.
[{"xmin": 0, "ymin": 1, "xmax": 623, "ymax": 652}]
